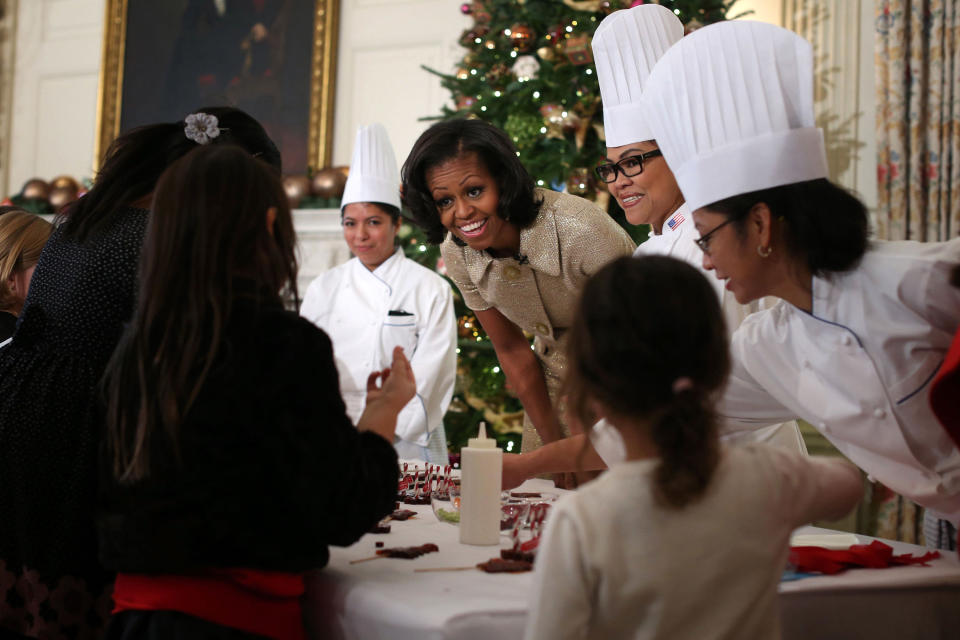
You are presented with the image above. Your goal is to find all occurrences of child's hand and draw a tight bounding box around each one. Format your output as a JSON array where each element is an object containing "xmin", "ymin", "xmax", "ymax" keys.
[{"xmin": 366, "ymin": 347, "xmax": 416, "ymax": 412}]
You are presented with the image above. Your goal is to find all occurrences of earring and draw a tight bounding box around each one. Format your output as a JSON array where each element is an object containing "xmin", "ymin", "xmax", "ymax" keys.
[{"xmin": 757, "ymin": 245, "xmax": 772, "ymax": 258}]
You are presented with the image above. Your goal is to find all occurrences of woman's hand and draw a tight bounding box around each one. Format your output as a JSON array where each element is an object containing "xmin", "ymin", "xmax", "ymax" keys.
[{"xmin": 357, "ymin": 347, "xmax": 416, "ymax": 441}]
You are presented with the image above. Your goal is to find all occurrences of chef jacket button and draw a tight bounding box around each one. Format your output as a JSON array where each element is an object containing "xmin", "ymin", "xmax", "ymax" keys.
[
  {"xmin": 841, "ymin": 334, "xmax": 852, "ymax": 346},
  {"xmin": 873, "ymin": 408, "xmax": 886, "ymax": 419},
  {"xmin": 504, "ymin": 266, "xmax": 521, "ymax": 280},
  {"xmin": 867, "ymin": 474, "xmax": 876, "ymax": 483},
  {"xmin": 535, "ymin": 322, "xmax": 549, "ymax": 335}
]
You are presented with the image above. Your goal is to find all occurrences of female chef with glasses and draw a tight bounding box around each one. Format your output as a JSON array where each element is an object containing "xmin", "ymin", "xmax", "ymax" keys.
[{"xmin": 642, "ymin": 21, "xmax": 960, "ymax": 549}]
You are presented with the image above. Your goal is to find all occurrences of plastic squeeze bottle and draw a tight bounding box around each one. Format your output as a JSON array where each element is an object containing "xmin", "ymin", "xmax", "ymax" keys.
[{"xmin": 459, "ymin": 422, "xmax": 502, "ymax": 545}]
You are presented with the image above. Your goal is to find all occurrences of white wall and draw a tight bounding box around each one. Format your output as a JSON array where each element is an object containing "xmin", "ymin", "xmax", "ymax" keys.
[
  {"xmin": 332, "ymin": 0, "xmax": 470, "ymax": 167},
  {"xmin": 6, "ymin": 0, "xmax": 104, "ymax": 193}
]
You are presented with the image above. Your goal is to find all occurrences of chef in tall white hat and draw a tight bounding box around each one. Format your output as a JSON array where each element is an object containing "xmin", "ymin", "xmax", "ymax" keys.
[
  {"xmin": 301, "ymin": 123, "xmax": 456, "ymax": 464},
  {"xmin": 594, "ymin": 4, "xmax": 804, "ymax": 455},
  {"xmin": 498, "ymin": 7, "xmax": 803, "ymax": 490},
  {"xmin": 643, "ymin": 20, "xmax": 960, "ymax": 549}
]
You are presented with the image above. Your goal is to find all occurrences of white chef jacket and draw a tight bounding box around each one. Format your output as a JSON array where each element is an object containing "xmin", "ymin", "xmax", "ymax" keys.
[
  {"xmin": 300, "ymin": 248, "xmax": 456, "ymax": 448},
  {"xmin": 617, "ymin": 203, "xmax": 804, "ymax": 456},
  {"xmin": 721, "ymin": 238, "xmax": 960, "ymax": 523}
]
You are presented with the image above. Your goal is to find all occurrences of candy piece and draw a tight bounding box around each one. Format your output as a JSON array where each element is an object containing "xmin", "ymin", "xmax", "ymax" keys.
[
  {"xmin": 376, "ymin": 543, "xmax": 440, "ymax": 559},
  {"xmin": 375, "ymin": 541, "xmax": 384, "ymax": 548},
  {"xmin": 477, "ymin": 558, "xmax": 533, "ymax": 573},
  {"xmin": 501, "ymin": 548, "xmax": 535, "ymax": 563},
  {"xmin": 391, "ymin": 509, "xmax": 417, "ymax": 521},
  {"xmin": 369, "ymin": 523, "xmax": 392, "ymax": 534}
]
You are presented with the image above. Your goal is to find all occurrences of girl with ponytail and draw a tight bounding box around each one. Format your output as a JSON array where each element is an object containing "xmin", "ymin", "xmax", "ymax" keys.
[{"xmin": 525, "ymin": 256, "xmax": 863, "ymax": 640}]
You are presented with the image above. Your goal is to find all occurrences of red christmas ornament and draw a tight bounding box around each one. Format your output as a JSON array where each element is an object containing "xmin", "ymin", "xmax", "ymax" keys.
[
  {"xmin": 545, "ymin": 24, "xmax": 566, "ymax": 43},
  {"xmin": 508, "ymin": 24, "xmax": 536, "ymax": 52},
  {"xmin": 460, "ymin": 2, "xmax": 472, "ymax": 14}
]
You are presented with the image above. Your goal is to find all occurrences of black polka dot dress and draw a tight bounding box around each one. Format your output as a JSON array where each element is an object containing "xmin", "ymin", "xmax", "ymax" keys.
[{"xmin": 0, "ymin": 207, "xmax": 148, "ymax": 638}]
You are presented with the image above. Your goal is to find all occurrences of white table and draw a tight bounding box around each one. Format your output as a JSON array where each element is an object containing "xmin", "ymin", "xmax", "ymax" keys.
[{"xmin": 304, "ymin": 479, "xmax": 960, "ymax": 640}]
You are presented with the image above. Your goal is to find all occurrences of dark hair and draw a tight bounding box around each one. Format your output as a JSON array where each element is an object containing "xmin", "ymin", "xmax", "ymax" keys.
[
  {"xmin": 566, "ymin": 256, "xmax": 730, "ymax": 509},
  {"xmin": 342, "ymin": 201, "xmax": 401, "ymax": 226},
  {"xmin": 64, "ymin": 106, "xmax": 281, "ymax": 242},
  {"xmin": 0, "ymin": 205, "xmax": 28, "ymax": 217},
  {"xmin": 400, "ymin": 118, "xmax": 542, "ymax": 244},
  {"xmin": 104, "ymin": 144, "xmax": 297, "ymax": 483},
  {"xmin": 704, "ymin": 178, "xmax": 869, "ymax": 277}
]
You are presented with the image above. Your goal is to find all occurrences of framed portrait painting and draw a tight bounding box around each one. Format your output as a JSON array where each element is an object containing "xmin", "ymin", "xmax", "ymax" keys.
[{"xmin": 96, "ymin": 0, "xmax": 339, "ymax": 174}]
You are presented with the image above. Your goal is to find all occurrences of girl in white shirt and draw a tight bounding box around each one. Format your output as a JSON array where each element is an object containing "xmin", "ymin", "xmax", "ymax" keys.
[{"xmin": 524, "ymin": 255, "xmax": 862, "ymax": 640}]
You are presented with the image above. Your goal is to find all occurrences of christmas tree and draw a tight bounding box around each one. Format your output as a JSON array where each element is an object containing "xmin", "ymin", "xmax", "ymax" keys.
[
  {"xmin": 426, "ymin": 0, "xmax": 744, "ymax": 220},
  {"xmin": 409, "ymin": 0, "xmax": 746, "ymax": 455}
]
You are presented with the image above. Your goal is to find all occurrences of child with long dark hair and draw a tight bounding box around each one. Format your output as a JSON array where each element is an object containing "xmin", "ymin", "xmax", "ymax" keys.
[
  {"xmin": 524, "ymin": 256, "xmax": 862, "ymax": 640},
  {"xmin": 99, "ymin": 145, "xmax": 412, "ymax": 639},
  {"xmin": 0, "ymin": 107, "xmax": 280, "ymax": 637}
]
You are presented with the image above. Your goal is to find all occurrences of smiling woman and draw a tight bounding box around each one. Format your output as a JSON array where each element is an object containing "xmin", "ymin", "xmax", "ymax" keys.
[{"xmin": 402, "ymin": 118, "xmax": 636, "ymax": 456}]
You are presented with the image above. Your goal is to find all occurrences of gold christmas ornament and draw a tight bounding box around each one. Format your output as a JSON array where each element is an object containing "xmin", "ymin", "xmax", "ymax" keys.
[
  {"xmin": 311, "ymin": 167, "xmax": 348, "ymax": 199},
  {"xmin": 456, "ymin": 67, "xmax": 471, "ymax": 80},
  {"xmin": 536, "ymin": 46, "xmax": 556, "ymax": 62},
  {"xmin": 539, "ymin": 103, "xmax": 566, "ymax": 139},
  {"xmin": 48, "ymin": 185, "xmax": 79, "ymax": 211},
  {"xmin": 50, "ymin": 175, "xmax": 80, "ymax": 192},
  {"xmin": 20, "ymin": 178, "xmax": 50, "ymax": 201},
  {"xmin": 282, "ymin": 175, "xmax": 311, "ymax": 208}
]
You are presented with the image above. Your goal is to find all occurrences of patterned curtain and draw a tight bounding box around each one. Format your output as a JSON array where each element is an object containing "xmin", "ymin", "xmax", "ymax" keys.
[
  {"xmin": 875, "ymin": 0, "xmax": 960, "ymax": 544},
  {"xmin": 876, "ymin": 0, "xmax": 960, "ymax": 242}
]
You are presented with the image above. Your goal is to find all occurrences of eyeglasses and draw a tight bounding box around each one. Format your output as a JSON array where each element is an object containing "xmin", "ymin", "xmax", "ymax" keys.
[
  {"xmin": 594, "ymin": 149, "xmax": 663, "ymax": 183},
  {"xmin": 694, "ymin": 217, "xmax": 737, "ymax": 255}
]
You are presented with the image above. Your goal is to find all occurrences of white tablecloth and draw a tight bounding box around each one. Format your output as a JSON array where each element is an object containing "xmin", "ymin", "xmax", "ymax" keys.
[{"xmin": 304, "ymin": 479, "xmax": 960, "ymax": 640}]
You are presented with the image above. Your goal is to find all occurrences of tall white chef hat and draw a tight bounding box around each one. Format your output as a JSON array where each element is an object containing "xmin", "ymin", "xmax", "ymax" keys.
[
  {"xmin": 640, "ymin": 21, "xmax": 828, "ymax": 212},
  {"xmin": 340, "ymin": 123, "xmax": 401, "ymax": 212},
  {"xmin": 592, "ymin": 4, "xmax": 683, "ymax": 147}
]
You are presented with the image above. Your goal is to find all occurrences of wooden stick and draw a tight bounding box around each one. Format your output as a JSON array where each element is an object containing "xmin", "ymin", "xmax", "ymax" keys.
[
  {"xmin": 349, "ymin": 555, "xmax": 387, "ymax": 564},
  {"xmin": 413, "ymin": 566, "xmax": 476, "ymax": 573}
]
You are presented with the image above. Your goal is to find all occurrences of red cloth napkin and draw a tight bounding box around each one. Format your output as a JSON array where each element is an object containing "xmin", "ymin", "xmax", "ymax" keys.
[{"xmin": 789, "ymin": 540, "xmax": 940, "ymax": 575}]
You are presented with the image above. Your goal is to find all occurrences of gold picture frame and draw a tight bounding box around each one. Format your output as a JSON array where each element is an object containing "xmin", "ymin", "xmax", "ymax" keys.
[{"xmin": 94, "ymin": 0, "xmax": 339, "ymax": 172}]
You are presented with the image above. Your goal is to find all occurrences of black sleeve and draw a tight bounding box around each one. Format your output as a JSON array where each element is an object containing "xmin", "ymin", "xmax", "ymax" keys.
[{"xmin": 255, "ymin": 316, "xmax": 398, "ymax": 549}]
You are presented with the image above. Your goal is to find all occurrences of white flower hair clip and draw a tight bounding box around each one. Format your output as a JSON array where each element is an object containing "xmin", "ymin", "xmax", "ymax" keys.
[{"xmin": 184, "ymin": 112, "xmax": 222, "ymax": 145}]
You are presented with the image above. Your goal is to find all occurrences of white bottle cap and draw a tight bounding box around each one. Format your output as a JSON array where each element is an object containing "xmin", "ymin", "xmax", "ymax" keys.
[{"xmin": 467, "ymin": 422, "xmax": 497, "ymax": 449}]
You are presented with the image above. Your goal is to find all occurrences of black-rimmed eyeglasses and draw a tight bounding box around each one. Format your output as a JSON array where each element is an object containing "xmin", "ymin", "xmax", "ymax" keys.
[
  {"xmin": 594, "ymin": 149, "xmax": 663, "ymax": 183},
  {"xmin": 694, "ymin": 217, "xmax": 737, "ymax": 255}
]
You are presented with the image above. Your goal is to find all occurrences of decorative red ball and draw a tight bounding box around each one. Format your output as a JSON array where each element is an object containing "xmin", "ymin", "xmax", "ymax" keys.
[{"xmin": 508, "ymin": 24, "xmax": 535, "ymax": 52}]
